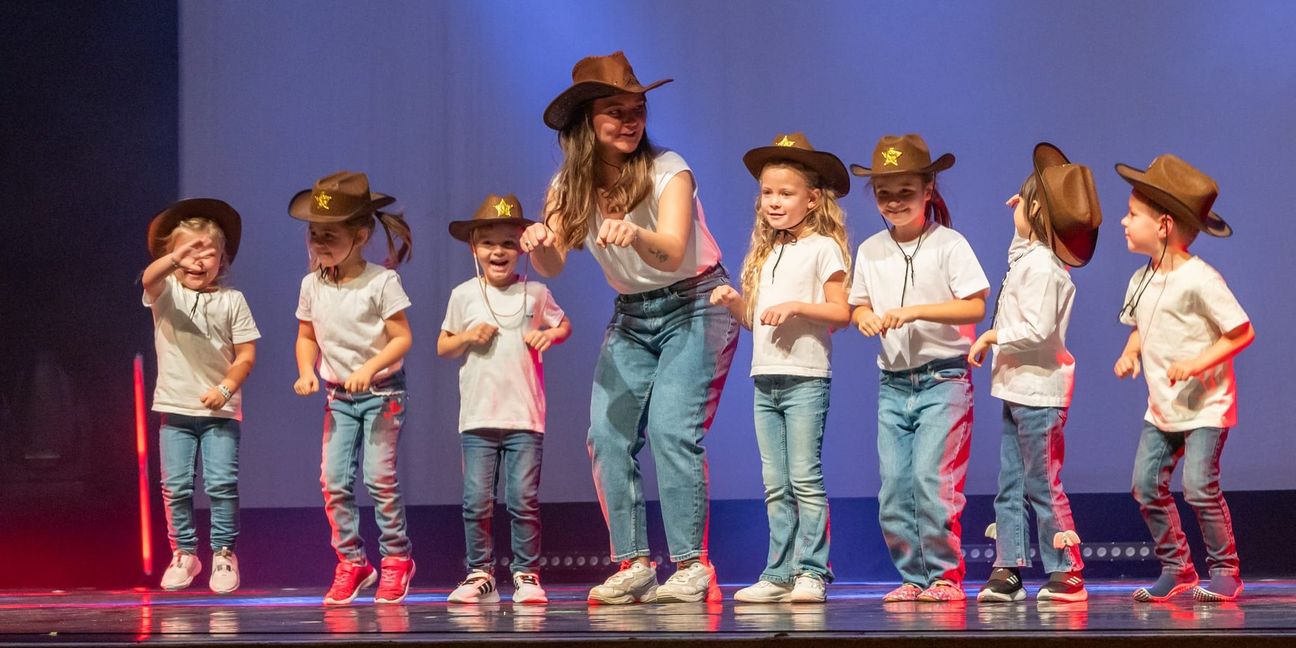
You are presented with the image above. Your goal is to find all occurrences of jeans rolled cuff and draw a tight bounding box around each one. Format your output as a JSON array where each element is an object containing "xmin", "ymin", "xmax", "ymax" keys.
[
  {"xmin": 669, "ymin": 549, "xmax": 706, "ymax": 564},
  {"xmin": 610, "ymin": 549, "xmax": 651, "ymax": 562},
  {"xmin": 1209, "ymin": 567, "xmax": 1241, "ymax": 577},
  {"xmin": 759, "ymin": 573, "xmax": 796, "ymax": 586},
  {"xmin": 993, "ymin": 558, "xmax": 1031, "ymax": 569}
]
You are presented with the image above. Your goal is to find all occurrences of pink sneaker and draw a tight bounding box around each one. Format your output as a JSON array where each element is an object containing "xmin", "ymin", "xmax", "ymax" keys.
[
  {"xmin": 917, "ymin": 579, "xmax": 966, "ymax": 602},
  {"xmin": 324, "ymin": 560, "xmax": 377, "ymax": 606},
  {"xmin": 882, "ymin": 583, "xmax": 924, "ymax": 602},
  {"xmin": 374, "ymin": 556, "xmax": 416, "ymax": 604}
]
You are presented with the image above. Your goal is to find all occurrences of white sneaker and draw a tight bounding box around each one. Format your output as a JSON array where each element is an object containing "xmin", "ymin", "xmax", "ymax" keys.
[
  {"xmin": 654, "ymin": 561, "xmax": 721, "ymax": 603},
  {"xmin": 734, "ymin": 579, "xmax": 793, "ymax": 603},
  {"xmin": 789, "ymin": 573, "xmax": 826, "ymax": 603},
  {"xmin": 512, "ymin": 572, "xmax": 548, "ymax": 604},
  {"xmin": 448, "ymin": 570, "xmax": 499, "ymax": 604},
  {"xmin": 209, "ymin": 548, "xmax": 240, "ymax": 594},
  {"xmin": 161, "ymin": 551, "xmax": 202, "ymax": 591},
  {"xmin": 587, "ymin": 561, "xmax": 659, "ymax": 604}
]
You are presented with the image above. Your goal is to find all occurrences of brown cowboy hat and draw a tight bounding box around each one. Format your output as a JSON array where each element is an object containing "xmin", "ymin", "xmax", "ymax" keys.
[
  {"xmin": 288, "ymin": 171, "xmax": 397, "ymax": 223},
  {"xmin": 742, "ymin": 132, "xmax": 851, "ymax": 196},
  {"xmin": 1115, "ymin": 154, "xmax": 1231, "ymax": 237},
  {"xmin": 1031, "ymin": 142, "xmax": 1102, "ymax": 267},
  {"xmin": 448, "ymin": 194, "xmax": 535, "ymax": 242},
  {"xmin": 147, "ymin": 198, "xmax": 242, "ymax": 263},
  {"xmin": 850, "ymin": 133, "xmax": 955, "ymax": 178},
  {"xmin": 543, "ymin": 51, "xmax": 672, "ymax": 130}
]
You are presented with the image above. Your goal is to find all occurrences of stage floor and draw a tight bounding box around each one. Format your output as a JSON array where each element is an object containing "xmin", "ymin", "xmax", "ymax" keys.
[{"xmin": 2, "ymin": 580, "xmax": 1294, "ymax": 646}]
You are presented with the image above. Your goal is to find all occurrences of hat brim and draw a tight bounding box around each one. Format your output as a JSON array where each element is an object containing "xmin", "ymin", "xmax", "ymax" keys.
[
  {"xmin": 288, "ymin": 189, "xmax": 397, "ymax": 223},
  {"xmin": 543, "ymin": 78, "xmax": 672, "ymax": 130},
  {"xmin": 850, "ymin": 152, "xmax": 955, "ymax": 178},
  {"xmin": 1033, "ymin": 143, "xmax": 1097, "ymax": 267},
  {"xmin": 448, "ymin": 217, "xmax": 536, "ymax": 243},
  {"xmin": 1115, "ymin": 163, "xmax": 1231, "ymax": 238},
  {"xmin": 743, "ymin": 146, "xmax": 850, "ymax": 196},
  {"xmin": 148, "ymin": 198, "xmax": 242, "ymax": 263}
]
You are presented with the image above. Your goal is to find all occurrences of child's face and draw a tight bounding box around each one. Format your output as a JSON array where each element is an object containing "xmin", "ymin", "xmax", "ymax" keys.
[
  {"xmin": 472, "ymin": 224, "xmax": 523, "ymax": 287},
  {"xmin": 591, "ymin": 93, "xmax": 646, "ymax": 157},
  {"xmin": 872, "ymin": 174, "xmax": 931, "ymax": 231},
  {"xmin": 308, "ymin": 222, "xmax": 365, "ymax": 268},
  {"xmin": 1120, "ymin": 191, "xmax": 1169, "ymax": 256},
  {"xmin": 170, "ymin": 229, "xmax": 222, "ymax": 291},
  {"xmin": 758, "ymin": 165, "xmax": 820, "ymax": 234},
  {"xmin": 1013, "ymin": 194, "xmax": 1037, "ymax": 240}
]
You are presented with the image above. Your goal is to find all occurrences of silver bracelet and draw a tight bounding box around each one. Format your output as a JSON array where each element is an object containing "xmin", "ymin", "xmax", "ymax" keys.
[{"xmin": 217, "ymin": 384, "xmax": 233, "ymax": 400}]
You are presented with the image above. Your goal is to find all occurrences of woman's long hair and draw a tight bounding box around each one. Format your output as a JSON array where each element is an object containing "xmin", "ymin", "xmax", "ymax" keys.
[
  {"xmin": 545, "ymin": 102, "xmax": 657, "ymax": 250},
  {"xmin": 739, "ymin": 161, "xmax": 851, "ymax": 327}
]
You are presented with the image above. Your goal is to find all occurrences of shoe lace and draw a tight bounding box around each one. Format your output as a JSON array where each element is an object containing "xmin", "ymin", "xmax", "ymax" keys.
[
  {"xmin": 380, "ymin": 569, "xmax": 400, "ymax": 588},
  {"xmin": 332, "ymin": 563, "xmax": 362, "ymax": 588},
  {"xmin": 664, "ymin": 564, "xmax": 699, "ymax": 585},
  {"xmin": 605, "ymin": 561, "xmax": 640, "ymax": 585}
]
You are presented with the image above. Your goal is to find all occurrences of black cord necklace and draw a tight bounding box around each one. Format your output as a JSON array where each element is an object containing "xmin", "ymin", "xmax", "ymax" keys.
[{"xmin": 888, "ymin": 218, "xmax": 931, "ymax": 307}]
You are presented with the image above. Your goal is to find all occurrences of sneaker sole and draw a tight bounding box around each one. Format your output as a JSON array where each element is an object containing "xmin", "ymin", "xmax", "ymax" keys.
[
  {"xmin": 513, "ymin": 593, "xmax": 549, "ymax": 605},
  {"xmin": 448, "ymin": 590, "xmax": 501, "ymax": 604},
  {"xmin": 977, "ymin": 588, "xmax": 1026, "ymax": 603},
  {"xmin": 788, "ymin": 593, "xmax": 826, "ymax": 604},
  {"xmin": 588, "ymin": 584, "xmax": 657, "ymax": 605},
  {"xmin": 324, "ymin": 570, "xmax": 378, "ymax": 606},
  {"xmin": 734, "ymin": 589, "xmax": 793, "ymax": 603},
  {"xmin": 1037, "ymin": 588, "xmax": 1088, "ymax": 603},
  {"xmin": 654, "ymin": 583, "xmax": 721, "ymax": 604},
  {"xmin": 375, "ymin": 562, "xmax": 416, "ymax": 604},
  {"xmin": 209, "ymin": 577, "xmax": 240, "ymax": 595},
  {"xmin": 1192, "ymin": 584, "xmax": 1243, "ymax": 603},
  {"xmin": 162, "ymin": 568, "xmax": 202, "ymax": 591},
  {"xmin": 1133, "ymin": 580, "xmax": 1198, "ymax": 603}
]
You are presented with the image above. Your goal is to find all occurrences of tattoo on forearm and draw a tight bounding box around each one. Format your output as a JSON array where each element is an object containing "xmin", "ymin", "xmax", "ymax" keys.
[{"xmin": 648, "ymin": 247, "xmax": 668, "ymax": 263}]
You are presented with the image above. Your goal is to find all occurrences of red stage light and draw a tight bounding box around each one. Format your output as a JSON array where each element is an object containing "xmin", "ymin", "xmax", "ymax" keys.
[{"xmin": 133, "ymin": 354, "xmax": 154, "ymax": 577}]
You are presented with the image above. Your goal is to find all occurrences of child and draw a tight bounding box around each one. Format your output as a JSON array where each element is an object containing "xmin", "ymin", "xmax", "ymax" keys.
[
  {"xmin": 711, "ymin": 133, "xmax": 851, "ymax": 603},
  {"xmin": 968, "ymin": 143, "xmax": 1102, "ymax": 603},
  {"xmin": 438, "ymin": 194, "xmax": 571, "ymax": 605},
  {"xmin": 143, "ymin": 198, "xmax": 259, "ymax": 594},
  {"xmin": 847, "ymin": 134, "xmax": 990, "ymax": 603},
  {"xmin": 1113, "ymin": 154, "xmax": 1254, "ymax": 603},
  {"xmin": 289, "ymin": 171, "xmax": 417, "ymax": 605}
]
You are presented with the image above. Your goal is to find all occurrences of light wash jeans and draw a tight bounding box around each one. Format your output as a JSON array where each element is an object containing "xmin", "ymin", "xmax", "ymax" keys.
[
  {"xmin": 461, "ymin": 428, "xmax": 543, "ymax": 574},
  {"xmin": 1131, "ymin": 422, "xmax": 1239, "ymax": 577},
  {"xmin": 320, "ymin": 371, "xmax": 410, "ymax": 563},
  {"xmin": 992, "ymin": 402, "xmax": 1084, "ymax": 573},
  {"xmin": 876, "ymin": 356, "xmax": 974, "ymax": 586},
  {"xmin": 159, "ymin": 413, "xmax": 240, "ymax": 553},
  {"xmin": 752, "ymin": 375, "xmax": 833, "ymax": 584},
  {"xmin": 587, "ymin": 264, "xmax": 739, "ymax": 563}
]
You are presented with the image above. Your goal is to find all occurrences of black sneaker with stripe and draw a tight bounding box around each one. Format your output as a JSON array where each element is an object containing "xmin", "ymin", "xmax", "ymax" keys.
[
  {"xmin": 977, "ymin": 567, "xmax": 1025, "ymax": 602},
  {"xmin": 1037, "ymin": 571, "xmax": 1087, "ymax": 602}
]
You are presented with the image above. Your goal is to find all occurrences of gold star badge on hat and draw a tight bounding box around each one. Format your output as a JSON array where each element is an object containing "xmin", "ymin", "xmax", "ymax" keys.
[
  {"xmin": 882, "ymin": 147, "xmax": 903, "ymax": 166},
  {"xmin": 315, "ymin": 192, "xmax": 333, "ymax": 209},
  {"xmin": 493, "ymin": 199, "xmax": 513, "ymax": 217},
  {"xmin": 776, "ymin": 135, "xmax": 796, "ymax": 147}
]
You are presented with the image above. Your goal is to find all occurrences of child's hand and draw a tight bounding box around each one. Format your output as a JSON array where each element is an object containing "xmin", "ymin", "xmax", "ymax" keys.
[
  {"xmin": 200, "ymin": 385, "xmax": 228, "ymax": 409},
  {"xmin": 854, "ymin": 308, "xmax": 885, "ymax": 337},
  {"xmin": 1006, "ymin": 194, "xmax": 1022, "ymax": 209},
  {"xmin": 1114, "ymin": 353, "xmax": 1141, "ymax": 379},
  {"xmin": 344, "ymin": 368, "xmax": 376, "ymax": 393},
  {"xmin": 466, "ymin": 323, "xmax": 499, "ymax": 348},
  {"xmin": 879, "ymin": 307, "xmax": 917, "ymax": 332},
  {"xmin": 968, "ymin": 331, "xmax": 994, "ymax": 367},
  {"xmin": 710, "ymin": 285, "xmax": 740, "ymax": 308},
  {"xmin": 294, "ymin": 373, "xmax": 319, "ymax": 395},
  {"xmin": 1166, "ymin": 360, "xmax": 1200, "ymax": 386},
  {"xmin": 524, "ymin": 329, "xmax": 555, "ymax": 353},
  {"xmin": 759, "ymin": 302, "xmax": 801, "ymax": 327},
  {"xmin": 520, "ymin": 222, "xmax": 557, "ymax": 253},
  {"xmin": 595, "ymin": 219, "xmax": 639, "ymax": 248},
  {"xmin": 171, "ymin": 236, "xmax": 217, "ymax": 272}
]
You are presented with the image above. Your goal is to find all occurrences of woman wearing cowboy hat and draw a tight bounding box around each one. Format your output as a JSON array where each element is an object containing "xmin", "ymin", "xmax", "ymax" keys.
[{"xmin": 522, "ymin": 51, "xmax": 737, "ymax": 604}]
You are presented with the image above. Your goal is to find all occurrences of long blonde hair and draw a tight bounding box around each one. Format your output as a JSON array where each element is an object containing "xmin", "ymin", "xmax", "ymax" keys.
[
  {"xmin": 739, "ymin": 162, "xmax": 850, "ymax": 327},
  {"xmin": 545, "ymin": 102, "xmax": 657, "ymax": 250}
]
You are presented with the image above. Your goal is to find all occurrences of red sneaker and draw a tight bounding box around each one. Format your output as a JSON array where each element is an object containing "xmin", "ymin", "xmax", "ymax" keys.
[
  {"xmin": 324, "ymin": 560, "xmax": 377, "ymax": 606},
  {"xmin": 374, "ymin": 556, "xmax": 416, "ymax": 604}
]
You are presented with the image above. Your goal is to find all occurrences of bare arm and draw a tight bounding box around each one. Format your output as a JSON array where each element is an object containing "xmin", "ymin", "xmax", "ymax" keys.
[
  {"xmin": 293, "ymin": 320, "xmax": 320, "ymax": 395},
  {"xmin": 345, "ymin": 311, "xmax": 413, "ymax": 392},
  {"xmin": 439, "ymin": 323, "xmax": 499, "ymax": 359},
  {"xmin": 1114, "ymin": 328, "xmax": 1142, "ymax": 379},
  {"xmin": 1168, "ymin": 322, "xmax": 1255, "ymax": 384},
  {"xmin": 625, "ymin": 171, "xmax": 694, "ymax": 272},
  {"xmin": 201, "ymin": 341, "xmax": 256, "ymax": 409},
  {"xmin": 523, "ymin": 188, "xmax": 570, "ymax": 278},
  {"xmin": 142, "ymin": 237, "xmax": 218, "ymax": 302},
  {"xmin": 882, "ymin": 290, "xmax": 989, "ymax": 327},
  {"xmin": 758, "ymin": 271, "xmax": 851, "ymax": 329}
]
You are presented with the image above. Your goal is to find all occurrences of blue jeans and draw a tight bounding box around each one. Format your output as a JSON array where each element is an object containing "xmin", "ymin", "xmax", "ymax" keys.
[
  {"xmin": 876, "ymin": 357, "xmax": 974, "ymax": 586},
  {"xmin": 752, "ymin": 375, "xmax": 833, "ymax": 584},
  {"xmin": 159, "ymin": 414, "xmax": 240, "ymax": 553},
  {"xmin": 588, "ymin": 265, "xmax": 739, "ymax": 563},
  {"xmin": 320, "ymin": 372, "xmax": 410, "ymax": 563},
  {"xmin": 461, "ymin": 429, "xmax": 543, "ymax": 574},
  {"xmin": 1131, "ymin": 423, "xmax": 1239, "ymax": 576},
  {"xmin": 992, "ymin": 402, "xmax": 1084, "ymax": 573}
]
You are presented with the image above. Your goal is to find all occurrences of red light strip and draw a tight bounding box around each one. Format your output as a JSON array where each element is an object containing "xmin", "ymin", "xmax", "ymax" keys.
[{"xmin": 133, "ymin": 354, "xmax": 154, "ymax": 576}]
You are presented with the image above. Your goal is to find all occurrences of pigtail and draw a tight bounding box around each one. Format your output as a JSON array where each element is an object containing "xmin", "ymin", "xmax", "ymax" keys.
[
  {"xmin": 376, "ymin": 211, "xmax": 413, "ymax": 268},
  {"xmin": 927, "ymin": 182, "xmax": 952, "ymax": 229}
]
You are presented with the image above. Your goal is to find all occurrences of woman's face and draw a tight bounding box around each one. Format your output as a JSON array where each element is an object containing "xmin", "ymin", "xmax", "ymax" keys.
[{"xmin": 590, "ymin": 93, "xmax": 646, "ymax": 157}]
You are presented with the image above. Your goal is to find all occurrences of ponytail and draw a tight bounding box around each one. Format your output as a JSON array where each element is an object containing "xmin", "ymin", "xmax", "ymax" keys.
[
  {"xmin": 926, "ymin": 174, "xmax": 952, "ymax": 228},
  {"xmin": 376, "ymin": 211, "xmax": 413, "ymax": 268}
]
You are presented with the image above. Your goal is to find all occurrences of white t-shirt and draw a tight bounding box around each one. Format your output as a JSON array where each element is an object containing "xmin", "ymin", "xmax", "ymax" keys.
[
  {"xmin": 751, "ymin": 234, "xmax": 847, "ymax": 378},
  {"xmin": 296, "ymin": 264, "xmax": 412, "ymax": 384},
  {"xmin": 441, "ymin": 278, "xmax": 566, "ymax": 433},
  {"xmin": 144, "ymin": 275, "xmax": 260, "ymax": 420},
  {"xmin": 1120, "ymin": 256, "xmax": 1249, "ymax": 431},
  {"xmin": 990, "ymin": 236, "xmax": 1076, "ymax": 408},
  {"xmin": 582, "ymin": 149, "xmax": 723, "ymax": 294},
  {"xmin": 848, "ymin": 223, "xmax": 990, "ymax": 371}
]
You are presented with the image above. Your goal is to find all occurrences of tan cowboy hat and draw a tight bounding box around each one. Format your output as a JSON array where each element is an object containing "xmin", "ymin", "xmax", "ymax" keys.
[
  {"xmin": 1115, "ymin": 154, "xmax": 1231, "ymax": 237},
  {"xmin": 147, "ymin": 198, "xmax": 242, "ymax": 263},
  {"xmin": 850, "ymin": 133, "xmax": 955, "ymax": 178},
  {"xmin": 288, "ymin": 171, "xmax": 397, "ymax": 223},
  {"xmin": 742, "ymin": 132, "xmax": 851, "ymax": 196},
  {"xmin": 543, "ymin": 51, "xmax": 672, "ymax": 130},
  {"xmin": 1032, "ymin": 142, "xmax": 1102, "ymax": 267},
  {"xmin": 448, "ymin": 194, "xmax": 535, "ymax": 242}
]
